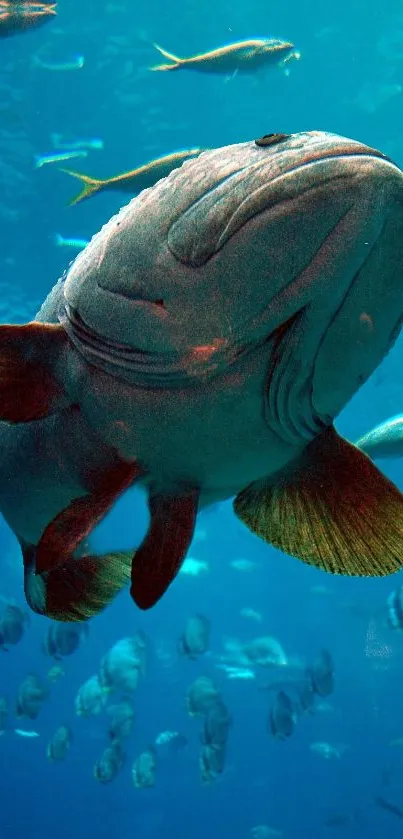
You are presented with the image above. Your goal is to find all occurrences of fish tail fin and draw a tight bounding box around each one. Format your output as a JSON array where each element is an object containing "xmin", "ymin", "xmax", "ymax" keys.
[
  {"xmin": 60, "ymin": 168, "xmax": 105, "ymax": 205},
  {"xmin": 24, "ymin": 547, "xmax": 132, "ymax": 622},
  {"xmin": 153, "ymin": 43, "xmax": 182, "ymax": 62},
  {"xmin": 150, "ymin": 43, "xmax": 182, "ymax": 71}
]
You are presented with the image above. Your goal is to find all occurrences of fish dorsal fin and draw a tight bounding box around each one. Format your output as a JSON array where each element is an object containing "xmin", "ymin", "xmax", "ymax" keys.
[
  {"xmin": 150, "ymin": 43, "xmax": 183, "ymax": 71},
  {"xmin": 234, "ymin": 426, "xmax": 403, "ymax": 577},
  {"xmin": 131, "ymin": 488, "xmax": 199, "ymax": 609},
  {"xmin": 167, "ymin": 143, "xmax": 285, "ymax": 267}
]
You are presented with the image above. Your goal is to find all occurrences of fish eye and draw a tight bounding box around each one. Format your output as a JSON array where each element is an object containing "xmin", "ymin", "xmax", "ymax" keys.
[{"xmin": 255, "ymin": 133, "xmax": 289, "ymax": 148}]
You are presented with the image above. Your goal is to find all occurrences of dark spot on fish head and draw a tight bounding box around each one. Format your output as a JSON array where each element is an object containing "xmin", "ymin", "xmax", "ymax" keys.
[{"xmin": 255, "ymin": 133, "xmax": 289, "ymax": 148}]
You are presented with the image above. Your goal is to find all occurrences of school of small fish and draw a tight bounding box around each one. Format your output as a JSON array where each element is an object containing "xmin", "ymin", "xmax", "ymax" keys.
[
  {"xmin": 1, "ymin": 570, "xmax": 403, "ymax": 827},
  {"xmin": 0, "ymin": 593, "xmax": 336, "ymax": 791}
]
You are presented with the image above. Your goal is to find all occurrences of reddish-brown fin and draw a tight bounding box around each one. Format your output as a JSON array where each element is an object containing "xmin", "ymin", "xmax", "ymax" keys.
[
  {"xmin": 234, "ymin": 425, "xmax": 403, "ymax": 577},
  {"xmin": 23, "ymin": 545, "xmax": 133, "ymax": 622},
  {"xmin": 130, "ymin": 488, "xmax": 199, "ymax": 610},
  {"xmin": 36, "ymin": 460, "xmax": 142, "ymax": 574},
  {"xmin": 0, "ymin": 322, "xmax": 69, "ymax": 422}
]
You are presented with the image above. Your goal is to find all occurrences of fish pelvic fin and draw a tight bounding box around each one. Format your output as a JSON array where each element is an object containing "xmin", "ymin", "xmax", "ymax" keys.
[
  {"xmin": 131, "ymin": 487, "xmax": 199, "ymax": 609},
  {"xmin": 0, "ymin": 322, "xmax": 69, "ymax": 422},
  {"xmin": 150, "ymin": 43, "xmax": 182, "ymax": 71},
  {"xmin": 24, "ymin": 546, "xmax": 133, "ymax": 622},
  {"xmin": 234, "ymin": 425, "xmax": 403, "ymax": 578},
  {"xmin": 60, "ymin": 168, "xmax": 106, "ymax": 205}
]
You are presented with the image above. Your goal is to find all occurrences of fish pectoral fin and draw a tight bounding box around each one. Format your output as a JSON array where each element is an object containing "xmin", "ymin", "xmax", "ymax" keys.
[
  {"xmin": 23, "ymin": 459, "xmax": 143, "ymax": 621},
  {"xmin": 150, "ymin": 43, "xmax": 182, "ymax": 71},
  {"xmin": 23, "ymin": 546, "xmax": 132, "ymax": 622},
  {"xmin": 59, "ymin": 168, "xmax": 105, "ymax": 206},
  {"xmin": 0, "ymin": 322, "xmax": 69, "ymax": 422},
  {"xmin": 234, "ymin": 425, "xmax": 403, "ymax": 577},
  {"xmin": 131, "ymin": 487, "xmax": 199, "ymax": 609}
]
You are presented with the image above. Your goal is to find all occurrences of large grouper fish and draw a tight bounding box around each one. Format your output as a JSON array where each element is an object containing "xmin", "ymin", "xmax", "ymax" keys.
[{"xmin": 2, "ymin": 130, "xmax": 403, "ymax": 622}]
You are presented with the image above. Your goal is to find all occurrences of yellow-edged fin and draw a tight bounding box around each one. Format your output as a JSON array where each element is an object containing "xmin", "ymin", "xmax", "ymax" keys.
[
  {"xmin": 60, "ymin": 168, "xmax": 106, "ymax": 206},
  {"xmin": 150, "ymin": 43, "xmax": 183, "ymax": 71},
  {"xmin": 234, "ymin": 426, "xmax": 403, "ymax": 577},
  {"xmin": 24, "ymin": 548, "xmax": 133, "ymax": 622}
]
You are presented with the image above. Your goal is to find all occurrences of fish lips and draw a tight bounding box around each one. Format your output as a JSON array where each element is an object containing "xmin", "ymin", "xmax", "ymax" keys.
[{"xmin": 166, "ymin": 136, "xmax": 394, "ymax": 268}]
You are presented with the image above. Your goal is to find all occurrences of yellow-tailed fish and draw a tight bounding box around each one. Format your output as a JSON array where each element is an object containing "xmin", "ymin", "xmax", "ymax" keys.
[
  {"xmin": 150, "ymin": 39, "xmax": 298, "ymax": 74},
  {"xmin": 61, "ymin": 148, "xmax": 203, "ymax": 205}
]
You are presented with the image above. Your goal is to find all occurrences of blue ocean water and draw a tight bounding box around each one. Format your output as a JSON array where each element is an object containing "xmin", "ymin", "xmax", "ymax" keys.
[{"xmin": 1, "ymin": 1, "xmax": 403, "ymax": 837}]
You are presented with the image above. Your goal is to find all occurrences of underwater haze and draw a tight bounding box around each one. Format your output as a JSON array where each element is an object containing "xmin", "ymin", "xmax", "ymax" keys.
[{"xmin": 2, "ymin": 1, "xmax": 403, "ymax": 838}]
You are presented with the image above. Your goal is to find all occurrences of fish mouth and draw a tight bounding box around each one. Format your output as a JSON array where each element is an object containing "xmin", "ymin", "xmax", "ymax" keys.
[
  {"xmin": 280, "ymin": 141, "xmax": 392, "ymax": 173},
  {"xmin": 61, "ymin": 132, "xmax": 399, "ymax": 392},
  {"xmin": 256, "ymin": 132, "xmax": 393, "ymax": 175},
  {"xmin": 166, "ymin": 135, "xmax": 397, "ymax": 269},
  {"xmin": 275, "ymin": 145, "xmax": 394, "ymax": 187}
]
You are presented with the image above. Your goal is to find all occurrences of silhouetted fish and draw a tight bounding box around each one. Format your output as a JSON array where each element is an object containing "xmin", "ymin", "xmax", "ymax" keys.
[
  {"xmin": 375, "ymin": 796, "xmax": 403, "ymax": 819},
  {"xmin": 269, "ymin": 691, "xmax": 296, "ymax": 739}
]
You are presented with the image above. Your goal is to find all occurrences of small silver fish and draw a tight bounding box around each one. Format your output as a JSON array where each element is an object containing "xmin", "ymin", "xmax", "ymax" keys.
[
  {"xmin": 14, "ymin": 728, "xmax": 40, "ymax": 738},
  {"xmin": 50, "ymin": 133, "xmax": 104, "ymax": 151},
  {"xmin": 35, "ymin": 150, "xmax": 87, "ymax": 168},
  {"xmin": 53, "ymin": 233, "xmax": 89, "ymax": 250},
  {"xmin": 32, "ymin": 54, "xmax": 84, "ymax": 71}
]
